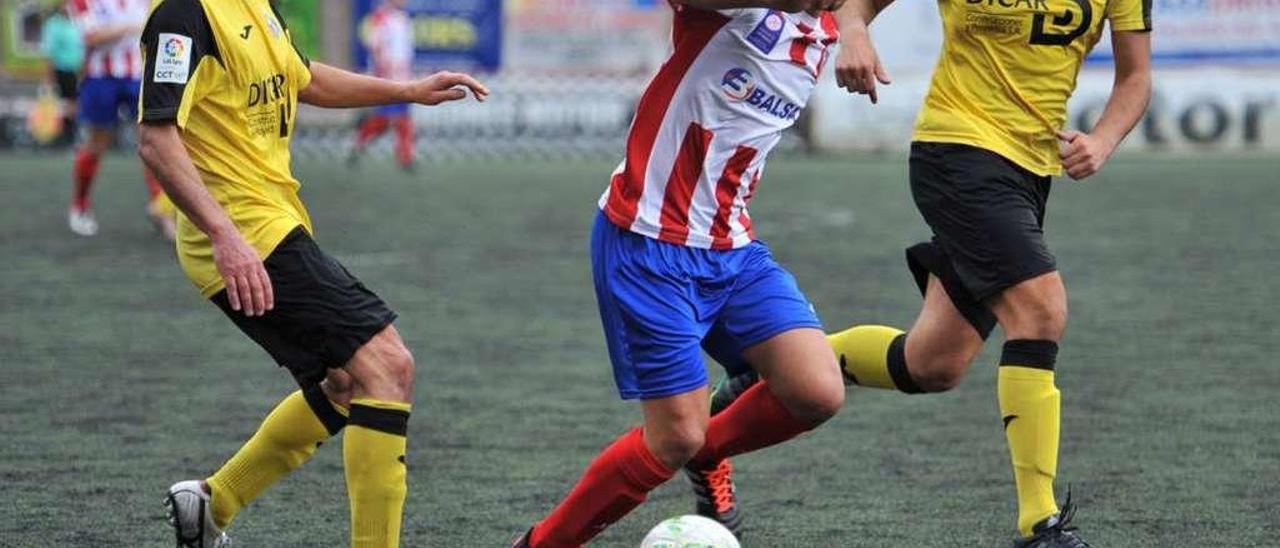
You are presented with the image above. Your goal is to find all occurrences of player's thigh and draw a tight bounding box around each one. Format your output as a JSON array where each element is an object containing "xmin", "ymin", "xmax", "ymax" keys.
[
  {"xmin": 212, "ymin": 228, "xmax": 399, "ymax": 393},
  {"xmin": 343, "ymin": 324, "xmax": 414, "ymax": 402},
  {"xmin": 740, "ymin": 328, "xmax": 843, "ymax": 422},
  {"xmin": 988, "ymin": 270, "xmax": 1068, "ymax": 341},
  {"xmin": 77, "ymin": 78, "xmax": 119, "ymax": 128},
  {"xmin": 910, "ymin": 142, "xmax": 1057, "ymax": 303},
  {"xmin": 119, "ymin": 78, "xmax": 141, "ymax": 122},
  {"xmin": 591, "ymin": 212, "xmax": 711, "ymax": 401},
  {"xmin": 905, "ymin": 275, "xmax": 986, "ymax": 387}
]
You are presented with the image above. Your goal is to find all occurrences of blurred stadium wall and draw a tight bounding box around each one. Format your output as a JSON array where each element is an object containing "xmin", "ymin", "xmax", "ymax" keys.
[{"xmin": 1, "ymin": 0, "xmax": 1276, "ymax": 157}]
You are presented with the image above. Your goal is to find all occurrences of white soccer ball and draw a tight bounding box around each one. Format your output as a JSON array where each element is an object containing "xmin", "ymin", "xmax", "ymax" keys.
[{"xmin": 639, "ymin": 515, "xmax": 740, "ymax": 548}]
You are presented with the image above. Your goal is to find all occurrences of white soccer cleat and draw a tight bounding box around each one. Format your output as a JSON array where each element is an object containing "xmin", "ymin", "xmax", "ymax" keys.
[
  {"xmin": 68, "ymin": 207, "xmax": 98, "ymax": 236},
  {"xmin": 165, "ymin": 480, "xmax": 231, "ymax": 548}
]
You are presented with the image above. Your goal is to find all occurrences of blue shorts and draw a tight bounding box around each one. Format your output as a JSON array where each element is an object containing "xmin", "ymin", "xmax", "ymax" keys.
[
  {"xmin": 591, "ymin": 211, "xmax": 823, "ymax": 400},
  {"xmin": 79, "ymin": 77, "xmax": 140, "ymax": 127},
  {"xmin": 376, "ymin": 103, "xmax": 410, "ymax": 117}
]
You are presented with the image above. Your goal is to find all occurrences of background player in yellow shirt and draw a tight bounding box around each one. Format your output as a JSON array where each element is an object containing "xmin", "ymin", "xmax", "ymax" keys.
[
  {"xmin": 134, "ymin": 0, "xmax": 486, "ymax": 546},
  {"xmin": 698, "ymin": 0, "xmax": 1151, "ymax": 545}
]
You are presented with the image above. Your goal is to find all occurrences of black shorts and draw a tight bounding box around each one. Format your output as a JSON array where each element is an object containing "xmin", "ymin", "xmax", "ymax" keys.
[
  {"xmin": 211, "ymin": 227, "xmax": 398, "ymax": 387},
  {"xmin": 905, "ymin": 142, "xmax": 1057, "ymax": 338},
  {"xmin": 53, "ymin": 70, "xmax": 78, "ymax": 101}
]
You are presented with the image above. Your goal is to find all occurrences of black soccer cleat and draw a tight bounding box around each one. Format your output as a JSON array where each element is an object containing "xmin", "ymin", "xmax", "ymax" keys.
[
  {"xmin": 1012, "ymin": 491, "xmax": 1091, "ymax": 548},
  {"xmin": 510, "ymin": 527, "xmax": 532, "ymax": 548},
  {"xmin": 685, "ymin": 458, "xmax": 744, "ymax": 536},
  {"xmin": 710, "ymin": 372, "xmax": 759, "ymax": 415}
]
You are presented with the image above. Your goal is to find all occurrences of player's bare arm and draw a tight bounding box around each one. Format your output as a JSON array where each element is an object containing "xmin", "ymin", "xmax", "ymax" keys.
[
  {"xmin": 137, "ymin": 123, "xmax": 273, "ymax": 317},
  {"xmin": 299, "ymin": 62, "xmax": 489, "ymax": 108},
  {"xmin": 1058, "ymin": 30, "xmax": 1152, "ymax": 180},
  {"xmin": 833, "ymin": 0, "xmax": 895, "ymax": 102},
  {"xmin": 676, "ymin": 0, "xmax": 847, "ymax": 13}
]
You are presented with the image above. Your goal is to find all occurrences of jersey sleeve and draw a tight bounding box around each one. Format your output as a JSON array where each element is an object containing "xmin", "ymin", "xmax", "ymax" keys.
[
  {"xmin": 138, "ymin": 0, "xmax": 219, "ymax": 127},
  {"xmin": 268, "ymin": 2, "xmax": 313, "ymax": 88},
  {"xmin": 1106, "ymin": 0, "xmax": 1152, "ymax": 32}
]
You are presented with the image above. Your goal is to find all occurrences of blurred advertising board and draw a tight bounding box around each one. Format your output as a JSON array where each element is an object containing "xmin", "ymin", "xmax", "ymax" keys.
[
  {"xmin": 352, "ymin": 0, "xmax": 502, "ymax": 73},
  {"xmin": 504, "ymin": 0, "xmax": 671, "ymax": 76},
  {"xmin": 808, "ymin": 69, "xmax": 1280, "ymax": 153},
  {"xmin": 1090, "ymin": 0, "xmax": 1280, "ymax": 65},
  {"xmin": 2, "ymin": 0, "xmax": 47, "ymax": 75}
]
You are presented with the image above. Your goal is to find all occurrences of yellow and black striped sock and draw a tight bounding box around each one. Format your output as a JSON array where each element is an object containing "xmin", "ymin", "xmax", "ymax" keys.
[
  {"xmin": 998, "ymin": 340, "xmax": 1062, "ymax": 536},
  {"xmin": 829, "ymin": 325, "xmax": 923, "ymax": 393},
  {"xmin": 206, "ymin": 386, "xmax": 348, "ymax": 529},
  {"xmin": 345, "ymin": 398, "xmax": 411, "ymax": 548}
]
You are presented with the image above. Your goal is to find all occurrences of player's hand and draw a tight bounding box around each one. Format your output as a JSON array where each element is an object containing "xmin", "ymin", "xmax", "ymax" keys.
[
  {"xmin": 774, "ymin": 0, "xmax": 847, "ymax": 13},
  {"xmin": 212, "ymin": 232, "xmax": 273, "ymax": 316},
  {"xmin": 834, "ymin": 24, "xmax": 891, "ymax": 103},
  {"xmin": 1057, "ymin": 130, "xmax": 1117, "ymax": 181},
  {"xmin": 402, "ymin": 71, "xmax": 490, "ymax": 106}
]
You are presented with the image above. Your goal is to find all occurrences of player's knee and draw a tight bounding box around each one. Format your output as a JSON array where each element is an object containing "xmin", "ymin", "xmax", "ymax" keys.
[
  {"xmin": 381, "ymin": 345, "xmax": 416, "ymax": 396},
  {"xmin": 910, "ymin": 353, "xmax": 970, "ymax": 392},
  {"xmin": 786, "ymin": 382, "xmax": 844, "ymax": 425},
  {"xmin": 1008, "ymin": 298, "xmax": 1068, "ymax": 341},
  {"xmin": 649, "ymin": 423, "xmax": 706, "ymax": 467}
]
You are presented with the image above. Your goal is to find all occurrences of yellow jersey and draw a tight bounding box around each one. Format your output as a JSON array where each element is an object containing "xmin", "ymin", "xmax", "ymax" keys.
[
  {"xmin": 139, "ymin": 0, "xmax": 312, "ymax": 297},
  {"xmin": 912, "ymin": 0, "xmax": 1151, "ymax": 176}
]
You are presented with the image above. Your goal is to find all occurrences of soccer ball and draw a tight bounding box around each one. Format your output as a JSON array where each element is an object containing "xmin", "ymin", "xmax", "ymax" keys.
[{"xmin": 639, "ymin": 515, "xmax": 740, "ymax": 548}]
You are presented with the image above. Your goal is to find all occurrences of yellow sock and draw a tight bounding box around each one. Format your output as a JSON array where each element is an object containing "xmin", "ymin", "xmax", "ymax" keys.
[
  {"xmin": 206, "ymin": 387, "xmax": 348, "ymax": 529},
  {"xmin": 829, "ymin": 325, "xmax": 922, "ymax": 393},
  {"xmin": 998, "ymin": 340, "xmax": 1062, "ymax": 536},
  {"xmin": 345, "ymin": 398, "xmax": 411, "ymax": 548}
]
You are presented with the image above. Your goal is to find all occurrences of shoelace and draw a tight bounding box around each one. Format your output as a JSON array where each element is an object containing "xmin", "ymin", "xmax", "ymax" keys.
[
  {"xmin": 704, "ymin": 460, "xmax": 737, "ymax": 514},
  {"xmin": 1037, "ymin": 490, "xmax": 1090, "ymax": 548}
]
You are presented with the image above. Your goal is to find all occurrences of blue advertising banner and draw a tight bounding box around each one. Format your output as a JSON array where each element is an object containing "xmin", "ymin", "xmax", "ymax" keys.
[{"xmin": 352, "ymin": 0, "xmax": 502, "ymax": 73}]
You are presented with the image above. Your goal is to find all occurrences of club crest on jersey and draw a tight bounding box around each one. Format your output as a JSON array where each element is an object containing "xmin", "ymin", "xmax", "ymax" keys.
[
  {"xmin": 153, "ymin": 33, "xmax": 192, "ymax": 84},
  {"xmin": 720, "ymin": 68, "xmax": 801, "ymax": 121},
  {"xmin": 746, "ymin": 10, "xmax": 786, "ymax": 53}
]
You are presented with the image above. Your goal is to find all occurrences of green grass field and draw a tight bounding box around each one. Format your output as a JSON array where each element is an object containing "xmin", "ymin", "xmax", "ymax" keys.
[{"xmin": 1, "ymin": 151, "xmax": 1276, "ymax": 547}]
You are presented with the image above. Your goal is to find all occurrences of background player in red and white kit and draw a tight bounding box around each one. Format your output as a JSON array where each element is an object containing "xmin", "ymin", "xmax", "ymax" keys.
[
  {"xmin": 515, "ymin": 1, "xmax": 846, "ymax": 546},
  {"xmin": 66, "ymin": 0, "xmax": 174, "ymax": 239},
  {"xmin": 348, "ymin": 0, "xmax": 417, "ymax": 171}
]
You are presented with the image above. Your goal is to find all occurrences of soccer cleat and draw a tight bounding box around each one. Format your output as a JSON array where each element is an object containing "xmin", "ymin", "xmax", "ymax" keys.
[
  {"xmin": 710, "ymin": 372, "xmax": 759, "ymax": 415},
  {"xmin": 1012, "ymin": 491, "xmax": 1090, "ymax": 548},
  {"xmin": 164, "ymin": 480, "xmax": 230, "ymax": 548},
  {"xmin": 684, "ymin": 459, "xmax": 743, "ymax": 536},
  {"xmin": 510, "ymin": 527, "xmax": 532, "ymax": 548},
  {"xmin": 68, "ymin": 207, "xmax": 98, "ymax": 236}
]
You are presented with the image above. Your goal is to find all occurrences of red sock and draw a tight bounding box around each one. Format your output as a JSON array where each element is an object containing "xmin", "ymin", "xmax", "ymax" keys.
[
  {"xmin": 689, "ymin": 381, "xmax": 816, "ymax": 468},
  {"xmin": 393, "ymin": 116, "xmax": 414, "ymax": 167},
  {"xmin": 143, "ymin": 168, "xmax": 163, "ymax": 201},
  {"xmin": 72, "ymin": 149, "xmax": 101, "ymax": 211},
  {"xmin": 354, "ymin": 115, "xmax": 389, "ymax": 148},
  {"xmin": 532, "ymin": 428, "xmax": 674, "ymax": 548}
]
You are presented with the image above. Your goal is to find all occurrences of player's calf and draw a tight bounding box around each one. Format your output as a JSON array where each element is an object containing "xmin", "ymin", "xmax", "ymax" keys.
[{"xmin": 342, "ymin": 325, "xmax": 416, "ymax": 548}]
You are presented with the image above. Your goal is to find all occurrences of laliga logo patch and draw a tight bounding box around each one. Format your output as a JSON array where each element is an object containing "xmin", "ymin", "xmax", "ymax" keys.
[
  {"xmin": 163, "ymin": 38, "xmax": 184, "ymax": 58},
  {"xmin": 746, "ymin": 10, "xmax": 786, "ymax": 53},
  {"xmin": 721, "ymin": 68, "xmax": 757, "ymax": 102},
  {"xmin": 153, "ymin": 33, "xmax": 193, "ymax": 84}
]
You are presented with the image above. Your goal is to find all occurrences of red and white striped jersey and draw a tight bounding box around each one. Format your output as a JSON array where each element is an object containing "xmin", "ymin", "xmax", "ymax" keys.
[
  {"xmin": 363, "ymin": 5, "xmax": 414, "ymax": 81},
  {"xmin": 599, "ymin": 5, "xmax": 838, "ymax": 250},
  {"xmin": 68, "ymin": 0, "xmax": 148, "ymax": 79}
]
